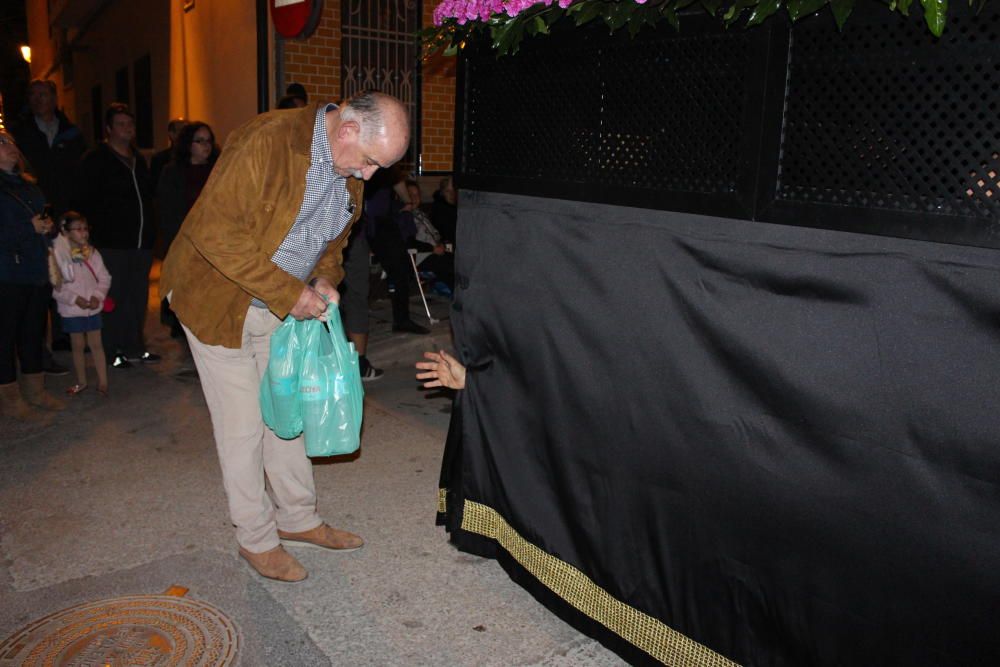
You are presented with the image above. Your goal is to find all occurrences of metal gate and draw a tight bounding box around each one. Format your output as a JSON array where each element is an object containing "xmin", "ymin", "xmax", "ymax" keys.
[{"xmin": 341, "ymin": 0, "xmax": 421, "ymax": 170}]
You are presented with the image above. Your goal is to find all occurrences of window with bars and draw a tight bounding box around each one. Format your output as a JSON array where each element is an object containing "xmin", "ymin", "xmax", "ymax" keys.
[{"xmin": 341, "ymin": 0, "xmax": 421, "ymax": 170}]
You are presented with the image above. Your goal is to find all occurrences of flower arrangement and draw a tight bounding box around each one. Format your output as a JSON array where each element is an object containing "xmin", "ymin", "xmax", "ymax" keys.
[{"xmin": 420, "ymin": 0, "xmax": 964, "ymax": 57}]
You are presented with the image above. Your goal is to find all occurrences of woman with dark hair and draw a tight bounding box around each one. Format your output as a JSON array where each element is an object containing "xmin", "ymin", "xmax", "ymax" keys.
[
  {"xmin": 157, "ymin": 121, "xmax": 220, "ymax": 250},
  {"xmin": 157, "ymin": 121, "xmax": 219, "ymax": 337},
  {"xmin": 0, "ymin": 129, "xmax": 65, "ymax": 418}
]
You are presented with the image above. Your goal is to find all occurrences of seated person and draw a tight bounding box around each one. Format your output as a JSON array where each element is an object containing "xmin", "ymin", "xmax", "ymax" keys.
[
  {"xmin": 431, "ymin": 175, "xmax": 457, "ymax": 246},
  {"xmin": 398, "ymin": 180, "xmax": 454, "ymax": 295}
]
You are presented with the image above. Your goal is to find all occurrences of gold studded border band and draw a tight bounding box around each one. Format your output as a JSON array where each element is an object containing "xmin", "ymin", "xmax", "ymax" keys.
[
  {"xmin": 459, "ymin": 499, "xmax": 740, "ymax": 667},
  {"xmin": 437, "ymin": 488, "xmax": 448, "ymax": 514}
]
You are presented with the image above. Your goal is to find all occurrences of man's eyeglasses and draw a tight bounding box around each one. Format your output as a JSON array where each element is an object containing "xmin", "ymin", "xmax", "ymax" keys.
[{"xmin": 0, "ymin": 137, "xmax": 16, "ymax": 146}]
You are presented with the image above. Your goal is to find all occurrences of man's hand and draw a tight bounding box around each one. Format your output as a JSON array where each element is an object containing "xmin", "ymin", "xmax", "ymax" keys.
[
  {"xmin": 289, "ymin": 285, "xmax": 332, "ymax": 321},
  {"xmin": 310, "ymin": 278, "xmax": 340, "ymax": 306},
  {"xmin": 31, "ymin": 214, "xmax": 52, "ymax": 235},
  {"xmin": 432, "ymin": 244, "xmax": 445, "ymax": 255}
]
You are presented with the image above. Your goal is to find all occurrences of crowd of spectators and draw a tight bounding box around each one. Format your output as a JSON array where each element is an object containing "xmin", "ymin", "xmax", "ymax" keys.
[
  {"xmin": 1, "ymin": 79, "xmax": 458, "ymax": 418},
  {"xmin": 0, "ymin": 80, "xmax": 221, "ymax": 413}
]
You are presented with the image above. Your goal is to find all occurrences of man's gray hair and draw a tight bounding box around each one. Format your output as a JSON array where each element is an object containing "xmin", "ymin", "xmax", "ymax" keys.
[{"xmin": 340, "ymin": 91, "xmax": 387, "ymax": 144}]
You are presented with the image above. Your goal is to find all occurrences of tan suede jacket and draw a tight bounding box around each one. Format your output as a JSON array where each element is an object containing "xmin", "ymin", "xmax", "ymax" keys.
[{"xmin": 161, "ymin": 103, "xmax": 363, "ymax": 349}]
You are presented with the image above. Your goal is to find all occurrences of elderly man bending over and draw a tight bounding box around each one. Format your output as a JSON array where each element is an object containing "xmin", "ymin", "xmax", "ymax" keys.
[{"xmin": 162, "ymin": 91, "xmax": 410, "ymax": 582}]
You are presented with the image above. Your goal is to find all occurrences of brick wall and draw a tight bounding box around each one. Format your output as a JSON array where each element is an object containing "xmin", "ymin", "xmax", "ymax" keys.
[
  {"xmin": 281, "ymin": 2, "xmax": 341, "ymax": 102},
  {"xmin": 280, "ymin": 0, "xmax": 455, "ymax": 173},
  {"xmin": 419, "ymin": 1, "xmax": 456, "ymax": 173}
]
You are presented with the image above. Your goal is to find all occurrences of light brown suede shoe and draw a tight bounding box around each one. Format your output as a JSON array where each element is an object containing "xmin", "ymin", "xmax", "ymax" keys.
[
  {"xmin": 278, "ymin": 523, "xmax": 364, "ymax": 552},
  {"xmin": 238, "ymin": 545, "xmax": 308, "ymax": 582}
]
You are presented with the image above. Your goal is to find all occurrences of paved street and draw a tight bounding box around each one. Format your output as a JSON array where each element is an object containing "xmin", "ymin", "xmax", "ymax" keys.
[{"xmin": 0, "ymin": 276, "xmax": 624, "ymax": 666}]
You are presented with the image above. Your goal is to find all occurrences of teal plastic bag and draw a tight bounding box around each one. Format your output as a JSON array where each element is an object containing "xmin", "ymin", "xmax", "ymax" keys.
[
  {"xmin": 299, "ymin": 304, "xmax": 364, "ymax": 456},
  {"xmin": 260, "ymin": 316, "xmax": 304, "ymax": 439}
]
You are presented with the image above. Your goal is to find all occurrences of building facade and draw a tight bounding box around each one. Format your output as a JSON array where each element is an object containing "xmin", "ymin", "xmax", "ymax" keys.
[{"xmin": 24, "ymin": 0, "xmax": 455, "ymax": 173}]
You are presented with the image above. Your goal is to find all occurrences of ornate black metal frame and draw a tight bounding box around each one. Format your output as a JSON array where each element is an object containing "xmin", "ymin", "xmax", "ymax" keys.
[
  {"xmin": 341, "ymin": 0, "xmax": 423, "ymax": 167},
  {"xmin": 454, "ymin": 3, "xmax": 1000, "ymax": 248}
]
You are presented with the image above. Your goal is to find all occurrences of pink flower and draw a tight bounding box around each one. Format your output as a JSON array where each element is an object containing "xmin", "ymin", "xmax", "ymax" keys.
[{"xmin": 433, "ymin": 0, "xmax": 585, "ymax": 23}]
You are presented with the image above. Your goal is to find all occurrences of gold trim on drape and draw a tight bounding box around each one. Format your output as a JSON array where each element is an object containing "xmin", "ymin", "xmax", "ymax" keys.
[
  {"xmin": 437, "ymin": 488, "xmax": 447, "ymax": 514},
  {"xmin": 459, "ymin": 499, "xmax": 740, "ymax": 667}
]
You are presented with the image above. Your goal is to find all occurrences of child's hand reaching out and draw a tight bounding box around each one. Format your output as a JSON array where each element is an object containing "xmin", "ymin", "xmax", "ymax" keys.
[{"xmin": 416, "ymin": 350, "xmax": 466, "ymax": 390}]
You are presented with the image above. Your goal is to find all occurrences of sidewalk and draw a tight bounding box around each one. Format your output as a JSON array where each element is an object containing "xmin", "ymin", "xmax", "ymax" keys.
[{"xmin": 0, "ymin": 284, "xmax": 623, "ymax": 665}]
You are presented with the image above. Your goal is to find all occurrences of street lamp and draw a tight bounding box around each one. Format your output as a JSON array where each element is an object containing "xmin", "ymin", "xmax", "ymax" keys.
[{"xmin": 20, "ymin": 45, "xmax": 31, "ymax": 63}]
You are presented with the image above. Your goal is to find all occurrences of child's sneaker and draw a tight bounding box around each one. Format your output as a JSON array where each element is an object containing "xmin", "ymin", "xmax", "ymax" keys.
[{"xmin": 111, "ymin": 354, "xmax": 132, "ymax": 369}]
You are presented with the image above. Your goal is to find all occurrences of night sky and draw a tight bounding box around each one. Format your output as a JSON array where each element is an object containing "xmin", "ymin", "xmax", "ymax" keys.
[{"xmin": 0, "ymin": 3, "xmax": 30, "ymax": 127}]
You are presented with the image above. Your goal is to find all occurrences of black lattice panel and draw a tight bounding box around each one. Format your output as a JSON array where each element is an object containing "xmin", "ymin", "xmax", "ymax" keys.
[
  {"xmin": 599, "ymin": 31, "xmax": 752, "ymax": 193},
  {"xmin": 462, "ymin": 34, "xmax": 604, "ymax": 185},
  {"xmin": 778, "ymin": 5, "xmax": 1000, "ymax": 220},
  {"xmin": 461, "ymin": 22, "xmax": 756, "ymax": 197},
  {"xmin": 457, "ymin": 5, "xmax": 1000, "ymax": 246}
]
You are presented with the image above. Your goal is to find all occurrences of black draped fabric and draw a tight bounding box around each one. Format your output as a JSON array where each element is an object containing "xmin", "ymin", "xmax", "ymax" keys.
[{"xmin": 440, "ymin": 191, "xmax": 1000, "ymax": 666}]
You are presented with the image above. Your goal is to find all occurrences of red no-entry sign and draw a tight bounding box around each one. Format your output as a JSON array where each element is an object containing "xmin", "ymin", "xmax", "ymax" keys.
[{"xmin": 271, "ymin": 0, "xmax": 323, "ymax": 39}]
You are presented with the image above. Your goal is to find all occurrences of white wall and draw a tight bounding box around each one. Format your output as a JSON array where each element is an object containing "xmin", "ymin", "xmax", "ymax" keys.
[
  {"xmin": 169, "ymin": 0, "xmax": 260, "ymax": 145},
  {"xmin": 69, "ymin": 0, "xmax": 171, "ymax": 149}
]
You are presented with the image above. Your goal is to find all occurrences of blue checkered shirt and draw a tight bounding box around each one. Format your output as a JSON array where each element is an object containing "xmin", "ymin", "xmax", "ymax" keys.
[{"xmin": 252, "ymin": 104, "xmax": 355, "ymax": 308}]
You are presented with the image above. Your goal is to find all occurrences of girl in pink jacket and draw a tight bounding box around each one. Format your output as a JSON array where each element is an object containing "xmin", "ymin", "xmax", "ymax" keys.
[{"xmin": 53, "ymin": 212, "xmax": 111, "ymax": 396}]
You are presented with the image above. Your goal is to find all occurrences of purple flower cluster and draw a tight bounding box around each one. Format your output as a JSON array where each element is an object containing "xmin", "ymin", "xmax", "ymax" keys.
[{"xmin": 432, "ymin": 0, "xmax": 579, "ymax": 27}]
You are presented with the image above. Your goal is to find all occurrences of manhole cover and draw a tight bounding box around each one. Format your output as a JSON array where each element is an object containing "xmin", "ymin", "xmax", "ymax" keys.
[{"xmin": 0, "ymin": 594, "xmax": 239, "ymax": 666}]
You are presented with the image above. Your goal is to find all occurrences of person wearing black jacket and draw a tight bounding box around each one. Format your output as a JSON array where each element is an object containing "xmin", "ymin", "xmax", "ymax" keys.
[
  {"xmin": 11, "ymin": 80, "xmax": 87, "ymax": 370},
  {"xmin": 0, "ymin": 129, "xmax": 65, "ymax": 418},
  {"xmin": 149, "ymin": 117, "xmax": 185, "ymax": 195},
  {"xmin": 72, "ymin": 103, "xmax": 159, "ymax": 369},
  {"xmin": 156, "ymin": 121, "xmax": 219, "ymax": 338},
  {"xmin": 10, "ymin": 80, "xmax": 86, "ymax": 217},
  {"xmin": 431, "ymin": 175, "xmax": 458, "ymax": 246},
  {"xmin": 363, "ymin": 169, "xmax": 429, "ymax": 335}
]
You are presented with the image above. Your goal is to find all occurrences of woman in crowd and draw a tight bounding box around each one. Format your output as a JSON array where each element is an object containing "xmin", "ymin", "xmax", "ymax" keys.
[
  {"xmin": 157, "ymin": 121, "xmax": 219, "ymax": 337},
  {"xmin": 157, "ymin": 121, "xmax": 219, "ymax": 255},
  {"xmin": 0, "ymin": 130, "xmax": 65, "ymax": 419}
]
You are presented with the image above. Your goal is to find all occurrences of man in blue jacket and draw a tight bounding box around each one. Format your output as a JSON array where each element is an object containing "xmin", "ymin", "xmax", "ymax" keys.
[{"xmin": 11, "ymin": 80, "xmax": 86, "ymax": 218}]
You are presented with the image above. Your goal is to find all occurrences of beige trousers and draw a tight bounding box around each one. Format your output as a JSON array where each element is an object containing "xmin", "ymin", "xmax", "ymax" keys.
[{"xmin": 183, "ymin": 306, "xmax": 322, "ymax": 553}]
